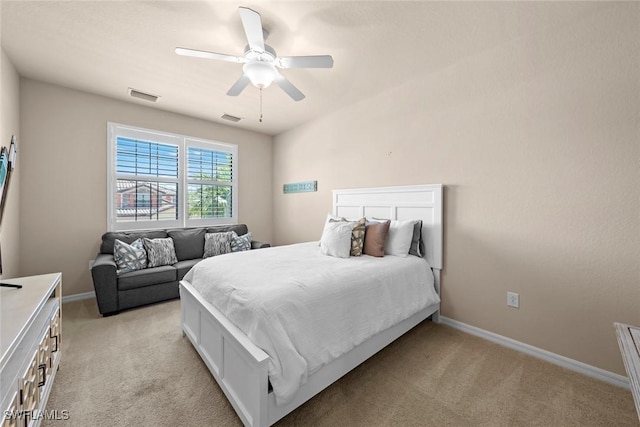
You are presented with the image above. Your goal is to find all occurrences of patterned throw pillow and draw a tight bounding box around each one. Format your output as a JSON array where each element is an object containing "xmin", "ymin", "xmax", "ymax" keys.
[
  {"xmin": 113, "ymin": 238, "xmax": 147, "ymax": 274},
  {"xmin": 349, "ymin": 218, "xmax": 366, "ymax": 256},
  {"xmin": 204, "ymin": 232, "xmax": 234, "ymax": 258},
  {"xmin": 231, "ymin": 232, "xmax": 252, "ymax": 252},
  {"xmin": 143, "ymin": 237, "xmax": 178, "ymax": 268}
]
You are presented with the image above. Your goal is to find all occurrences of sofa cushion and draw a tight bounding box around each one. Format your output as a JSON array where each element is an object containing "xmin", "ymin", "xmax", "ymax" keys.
[
  {"xmin": 118, "ymin": 266, "xmax": 176, "ymax": 291},
  {"xmin": 101, "ymin": 230, "xmax": 168, "ymax": 254},
  {"xmin": 167, "ymin": 228, "xmax": 206, "ymax": 261},
  {"xmin": 207, "ymin": 224, "xmax": 248, "ymax": 237},
  {"xmin": 174, "ymin": 259, "xmax": 202, "ymax": 281}
]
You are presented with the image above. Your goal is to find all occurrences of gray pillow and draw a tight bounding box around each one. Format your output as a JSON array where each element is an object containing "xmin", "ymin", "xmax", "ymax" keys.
[
  {"xmin": 204, "ymin": 232, "xmax": 234, "ymax": 258},
  {"xmin": 143, "ymin": 237, "xmax": 178, "ymax": 267},
  {"xmin": 409, "ymin": 220, "xmax": 424, "ymax": 257}
]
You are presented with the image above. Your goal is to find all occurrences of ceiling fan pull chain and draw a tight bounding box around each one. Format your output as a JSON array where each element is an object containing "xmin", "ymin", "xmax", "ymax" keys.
[{"xmin": 259, "ymin": 87, "xmax": 263, "ymax": 123}]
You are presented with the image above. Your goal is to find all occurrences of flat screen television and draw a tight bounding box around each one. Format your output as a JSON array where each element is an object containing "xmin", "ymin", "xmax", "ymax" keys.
[{"xmin": 0, "ymin": 136, "xmax": 19, "ymax": 288}]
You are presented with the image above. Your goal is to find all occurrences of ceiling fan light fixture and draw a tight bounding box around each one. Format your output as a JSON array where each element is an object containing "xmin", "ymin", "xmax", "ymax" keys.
[{"xmin": 243, "ymin": 61, "xmax": 276, "ymax": 88}]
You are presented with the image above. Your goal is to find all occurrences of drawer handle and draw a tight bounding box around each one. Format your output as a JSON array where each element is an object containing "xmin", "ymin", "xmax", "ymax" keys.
[
  {"xmin": 38, "ymin": 363, "xmax": 46, "ymax": 387},
  {"xmin": 51, "ymin": 335, "xmax": 59, "ymax": 352}
]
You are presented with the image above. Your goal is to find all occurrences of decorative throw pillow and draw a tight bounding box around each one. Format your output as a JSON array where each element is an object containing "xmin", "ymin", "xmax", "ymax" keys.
[
  {"xmin": 408, "ymin": 220, "xmax": 424, "ymax": 257},
  {"xmin": 143, "ymin": 237, "xmax": 178, "ymax": 268},
  {"xmin": 113, "ymin": 238, "xmax": 147, "ymax": 274},
  {"xmin": 320, "ymin": 221, "xmax": 353, "ymax": 258},
  {"xmin": 384, "ymin": 219, "xmax": 416, "ymax": 257},
  {"xmin": 231, "ymin": 232, "xmax": 252, "ymax": 252},
  {"xmin": 204, "ymin": 232, "xmax": 234, "ymax": 258},
  {"xmin": 363, "ymin": 220, "xmax": 390, "ymax": 257},
  {"xmin": 349, "ymin": 218, "xmax": 366, "ymax": 256}
]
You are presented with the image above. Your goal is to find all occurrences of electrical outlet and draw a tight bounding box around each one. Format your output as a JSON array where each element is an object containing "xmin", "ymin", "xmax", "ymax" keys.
[
  {"xmin": 89, "ymin": 260, "xmax": 95, "ymax": 271},
  {"xmin": 507, "ymin": 292, "xmax": 519, "ymax": 308}
]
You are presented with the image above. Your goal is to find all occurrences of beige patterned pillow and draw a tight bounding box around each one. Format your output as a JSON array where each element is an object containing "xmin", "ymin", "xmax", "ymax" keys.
[{"xmin": 350, "ymin": 218, "xmax": 366, "ymax": 256}]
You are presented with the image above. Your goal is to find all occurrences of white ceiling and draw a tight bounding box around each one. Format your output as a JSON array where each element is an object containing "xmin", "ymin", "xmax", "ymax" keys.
[{"xmin": 1, "ymin": 1, "xmax": 606, "ymax": 136}]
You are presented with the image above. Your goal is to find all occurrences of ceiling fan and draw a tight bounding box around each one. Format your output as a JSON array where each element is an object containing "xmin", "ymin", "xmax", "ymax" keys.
[{"xmin": 175, "ymin": 6, "xmax": 333, "ymax": 102}]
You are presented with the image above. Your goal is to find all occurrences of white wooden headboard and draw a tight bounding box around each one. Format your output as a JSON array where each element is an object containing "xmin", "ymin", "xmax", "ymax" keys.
[{"xmin": 332, "ymin": 184, "xmax": 443, "ymax": 271}]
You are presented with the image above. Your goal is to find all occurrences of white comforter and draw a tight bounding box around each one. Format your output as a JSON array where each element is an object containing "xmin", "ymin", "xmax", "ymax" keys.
[{"xmin": 183, "ymin": 242, "xmax": 440, "ymax": 405}]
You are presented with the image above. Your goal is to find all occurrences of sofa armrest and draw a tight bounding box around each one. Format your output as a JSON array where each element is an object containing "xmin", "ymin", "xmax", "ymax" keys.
[
  {"xmin": 251, "ymin": 240, "xmax": 271, "ymax": 249},
  {"xmin": 91, "ymin": 253, "xmax": 119, "ymax": 316}
]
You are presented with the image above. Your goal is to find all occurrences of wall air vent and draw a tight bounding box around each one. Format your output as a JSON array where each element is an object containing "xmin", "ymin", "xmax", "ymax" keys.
[
  {"xmin": 128, "ymin": 88, "xmax": 159, "ymax": 103},
  {"xmin": 221, "ymin": 114, "xmax": 242, "ymax": 122}
]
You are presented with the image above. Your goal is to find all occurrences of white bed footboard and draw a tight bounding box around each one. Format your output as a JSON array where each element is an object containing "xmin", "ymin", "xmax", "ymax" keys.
[
  {"xmin": 181, "ymin": 279, "xmax": 439, "ymax": 427},
  {"xmin": 180, "ymin": 280, "xmax": 270, "ymax": 426}
]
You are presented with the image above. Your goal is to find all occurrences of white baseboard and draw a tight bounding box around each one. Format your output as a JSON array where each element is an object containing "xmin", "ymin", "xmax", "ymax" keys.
[
  {"xmin": 439, "ymin": 316, "xmax": 630, "ymax": 390},
  {"xmin": 62, "ymin": 291, "xmax": 96, "ymax": 304}
]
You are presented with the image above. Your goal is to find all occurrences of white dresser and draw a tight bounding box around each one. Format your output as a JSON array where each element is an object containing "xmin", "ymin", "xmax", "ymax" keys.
[
  {"xmin": 615, "ymin": 322, "xmax": 640, "ymax": 422},
  {"xmin": 0, "ymin": 273, "xmax": 62, "ymax": 427}
]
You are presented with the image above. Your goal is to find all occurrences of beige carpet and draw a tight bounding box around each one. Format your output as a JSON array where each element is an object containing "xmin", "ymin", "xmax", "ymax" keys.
[{"xmin": 42, "ymin": 299, "xmax": 638, "ymax": 427}]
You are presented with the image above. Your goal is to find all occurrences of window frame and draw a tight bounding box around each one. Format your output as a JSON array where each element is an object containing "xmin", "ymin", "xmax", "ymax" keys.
[{"xmin": 107, "ymin": 122, "xmax": 238, "ymax": 231}]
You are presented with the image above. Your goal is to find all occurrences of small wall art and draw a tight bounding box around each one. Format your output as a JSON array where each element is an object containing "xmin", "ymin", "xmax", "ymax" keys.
[{"xmin": 283, "ymin": 180, "xmax": 317, "ymax": 194}]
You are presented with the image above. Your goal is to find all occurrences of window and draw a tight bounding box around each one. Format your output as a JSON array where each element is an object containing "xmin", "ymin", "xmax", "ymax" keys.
[{"xmin": 107, "ymin": 123, "xmax": 238, "ymax": 231}]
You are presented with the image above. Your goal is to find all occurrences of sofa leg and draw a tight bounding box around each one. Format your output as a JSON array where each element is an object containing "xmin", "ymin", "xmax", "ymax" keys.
[{"xmin": 102, "ymin": 311, "xmax": 120, "ymax": 317}]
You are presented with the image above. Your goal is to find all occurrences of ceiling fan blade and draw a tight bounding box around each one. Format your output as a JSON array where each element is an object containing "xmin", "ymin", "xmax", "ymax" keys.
[
  {"xmin": 278, "ymin": 55, "xmax": 334, "ymax": 69},
  {"xmin": 274, "ymin": 74, "xmax": 305, "ymax": 101},
  {"xmin": 239, "ymin": 7, "xmax": 265, "ymax": 52},
  {"xmin": 175, "ymin": 47, "xmax": 243, "ymax": 63},
  {"xmin": 226, "ymin": 74, "xmax": 251, "ymax": 96}
]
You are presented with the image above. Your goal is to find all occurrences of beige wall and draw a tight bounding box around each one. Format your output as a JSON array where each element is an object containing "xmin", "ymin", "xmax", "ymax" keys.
[
  {"xmin": 0, "ymin": 49, "xmax": 20, "ymax": 278},
  {"xmin": 20, "ymin": 79, "xmax": 273, "ymax": 296},
  {"xmin": 273, "ymin": 3, "xmax": 639, "ymax": 375}
]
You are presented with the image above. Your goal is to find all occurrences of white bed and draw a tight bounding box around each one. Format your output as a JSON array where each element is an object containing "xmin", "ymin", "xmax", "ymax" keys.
[{"xmin": 179, "ymin": 184, "xmax": 443, "ymax": 426}]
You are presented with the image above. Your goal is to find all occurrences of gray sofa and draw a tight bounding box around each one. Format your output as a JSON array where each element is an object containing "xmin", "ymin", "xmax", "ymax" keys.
[{"xmin": 91, "ymin": 224, "xmax": 269, "ymax": 316}]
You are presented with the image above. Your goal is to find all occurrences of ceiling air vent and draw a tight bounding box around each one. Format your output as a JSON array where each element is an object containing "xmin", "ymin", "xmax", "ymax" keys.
[
  {"xmin": 128, "ymin": 88, "xmax": 159, "ymax": 103},
  {"xmin": 221, "ymin": 114, "xmax": 242, "ymax": 122}
]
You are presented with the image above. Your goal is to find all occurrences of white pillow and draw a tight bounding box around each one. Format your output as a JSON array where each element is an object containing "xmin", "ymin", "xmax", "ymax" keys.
[
  {"xmin": 323, "ymin": 213, "xmax": 346, "ymax": 225},
  {"xmin": 384, "ymin": 219, "xmax": 415, "ymax": 257},
  {"xmin": 320, "ymin": 213, "xmax": 342, "ymax": 246},
  {"xmin": 320, "ymin": 221, "xmax": 353, "ymax": 258}
]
